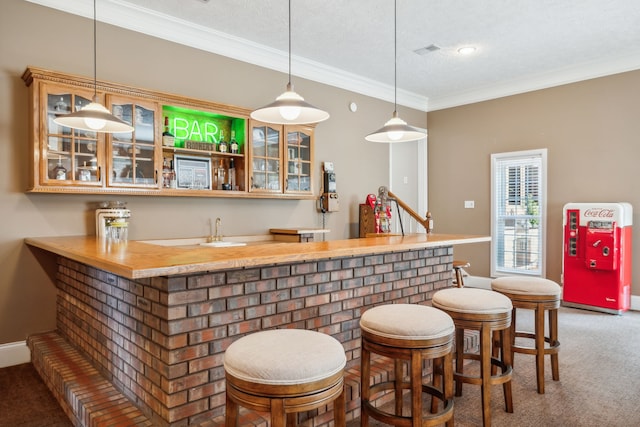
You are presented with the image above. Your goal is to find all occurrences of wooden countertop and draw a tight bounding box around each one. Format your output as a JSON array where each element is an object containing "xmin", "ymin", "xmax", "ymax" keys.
[{"xmin": 25, "ymin": 234, "xmax": 490, "ymax": 280}]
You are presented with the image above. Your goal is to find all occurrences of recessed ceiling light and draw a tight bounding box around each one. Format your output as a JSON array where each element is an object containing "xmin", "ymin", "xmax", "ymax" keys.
[{"xmin": 457, "ymin": 46, "xmax": 477, "ymax": 55}]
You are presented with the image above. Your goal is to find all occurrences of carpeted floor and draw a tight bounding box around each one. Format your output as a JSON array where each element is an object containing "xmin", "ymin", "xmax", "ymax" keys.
[
  {"xmin": 2, "ymin": 306, "xmax": 640, "ymax": 426},
  {"xmin": 0, "ymin": 362, "xmax": 72, "ymax": 427}
]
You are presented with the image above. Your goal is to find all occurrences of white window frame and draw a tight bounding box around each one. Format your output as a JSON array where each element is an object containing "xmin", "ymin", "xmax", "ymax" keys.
[{"xmin": 491, "ymin": 149, "xmax": 547, "ymax": 277}]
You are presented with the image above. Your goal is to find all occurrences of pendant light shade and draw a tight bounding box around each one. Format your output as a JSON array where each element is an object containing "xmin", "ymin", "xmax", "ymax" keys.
[
  {"xmin": 365, "ymin": 111, "xmax": 427, "ymax": 143},
  {"xmin": 54, "ymin": 0, "xmax": 134, "ymax": 134},
  {"xmin": 251, "ymin": 0, "xmax": 329, "ymax": 125},
  {"xmin": 366, "ymin": 0, "xmax": 426, "ymax": 143}
]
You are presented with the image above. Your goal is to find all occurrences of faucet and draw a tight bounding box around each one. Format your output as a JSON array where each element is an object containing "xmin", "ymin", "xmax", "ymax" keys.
[
  {"xmin": 215, "ymin": 217, "xmax": 222, "ymax": 241},
  {"xmin": 208, "ymin": 217, "xmax": 223, "ymax": 242}
]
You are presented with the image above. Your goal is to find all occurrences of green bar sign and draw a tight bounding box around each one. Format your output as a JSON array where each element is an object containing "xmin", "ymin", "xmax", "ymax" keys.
[
  {"xmin": 162, "ymin": 105, "xmax": 245, "ymax": 149},
  {"xmin": 172, "ymin": 117, "xmax": 220, "ymax": 143}
]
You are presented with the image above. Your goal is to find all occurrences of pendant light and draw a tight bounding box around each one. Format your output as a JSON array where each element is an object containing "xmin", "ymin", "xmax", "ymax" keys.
[
  {"xmin": 365, "ymin": 0, "xmax": 426, "ymax": 143},
  {"xmin": 250, "ymin": 0, "xmax": 329, "ymax": 125},
  {"xmin": 54, "ymin": 0, "xmax": 134, "ymax": 134}
]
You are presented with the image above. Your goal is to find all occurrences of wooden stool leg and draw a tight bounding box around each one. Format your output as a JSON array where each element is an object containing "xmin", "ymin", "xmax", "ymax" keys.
[
  {"xmin": 511, "ymin": 307, "xmax": 517, "ymax": 368},
  {"xmin": 361, "ymin": 344, "xmax": 371, "ymax": 427},
  {"xmin": 225, "ymin": 390, "xmax": 239, "ymax": 427},
  {"xmin": 394, "ymin": 358, "xmax": 404, "ymax": 416},
  {"xmin": 480, "ymin": 324, "xmax": 492, "ymax": 427},
  {"xmin": 334, "ymin": 385, "xmax": 346, "ymax": 427},
  {"xmin": 501, "ymin": 327, "xmax": 513, "ymax": 413},
  {"xmin": 431, "ymin": 357, "xmax": 442, "ymax": 414},
  {"xmin": 411, "ymin": 350, "xmax": 422, "ymax": 427},
  {"xmin": 271, "ymin": 399, "xmax": 286, "ymax": 427},
  {"xmin": 491, "ymin": 329, "xmax": 500, "ymax": 376},
  {"xmin": 535, "ymin": 304, "xmax": 546, "ymax": 394},
  {"xmin": 444, "ymin": 351, "xmax": 455, "ymax": 427},
  {"xmin": 455, "ymin": 327, "xmax": 465, "ymax": 396},
  {"xmin": 455, "ymin": 268, "xmax": 464, "ymax": 287},
  {"xmin": 549, "ymin": 308, "xmax": 560, "ymax": 382}
]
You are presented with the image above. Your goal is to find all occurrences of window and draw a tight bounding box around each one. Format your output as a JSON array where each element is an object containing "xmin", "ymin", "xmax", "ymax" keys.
[{"xmin": 491, "ymin": 149, "xmax": 547, "ymax": 277}]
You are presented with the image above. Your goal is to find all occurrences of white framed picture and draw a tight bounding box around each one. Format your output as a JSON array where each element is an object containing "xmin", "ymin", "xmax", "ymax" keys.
[{"xmin": 174, "ymin": 154, "xmax": 212, "ymax": 190}]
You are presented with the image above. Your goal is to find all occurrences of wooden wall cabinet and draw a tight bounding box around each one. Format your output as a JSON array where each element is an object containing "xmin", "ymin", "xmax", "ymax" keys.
[
  {"xmin": 248, "ymin": 122, "xmax": 315, "ymax": 197},
  {"xmin": 22, "ymin": 67, "xmax": 316, "ymax": 199},
  {"xmin": 106, "ymin": 95, "xmax": 161, "ymax": 189}
]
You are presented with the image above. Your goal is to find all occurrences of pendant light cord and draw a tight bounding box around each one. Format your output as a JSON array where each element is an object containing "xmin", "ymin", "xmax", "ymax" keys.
[
  {"xmin": 288, "ymin": 0, "xmax": 292, "ymax": 87},
  {"xmin": 393, "ymin": 0, "xmax": 397, "ymax": 115},
  {"xmin": 92, "ymin": 0, "xmax": 98, "ymax": 100}
]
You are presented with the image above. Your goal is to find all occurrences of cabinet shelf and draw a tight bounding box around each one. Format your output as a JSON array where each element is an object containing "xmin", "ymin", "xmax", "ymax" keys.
[{"xmin": 163, "ymin": 146, "xmax": 245, "ymax": 159}]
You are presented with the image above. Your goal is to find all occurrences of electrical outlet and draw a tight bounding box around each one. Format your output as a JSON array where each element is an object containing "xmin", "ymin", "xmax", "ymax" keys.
[{"xmin": 464, "ymin": 200, "xmax": 475, "ymax": 209}]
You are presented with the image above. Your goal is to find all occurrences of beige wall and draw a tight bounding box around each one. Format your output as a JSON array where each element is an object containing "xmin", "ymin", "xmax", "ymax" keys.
[
  {"xmin": 3, "ymin": 0, "xmax": 639, "ymax": 347},
  {"xmin": 0, "ymin": 0, "xmax": 426, "ymax": 344},
  {"xmin": 428, "ymin": 71, "xmax": 640, "ymax": 297}
]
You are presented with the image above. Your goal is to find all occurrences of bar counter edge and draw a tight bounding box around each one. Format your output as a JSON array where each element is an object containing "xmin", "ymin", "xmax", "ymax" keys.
[{"xmin": 24, "ymin": 233, "xmax": 491, "ymax": 279}]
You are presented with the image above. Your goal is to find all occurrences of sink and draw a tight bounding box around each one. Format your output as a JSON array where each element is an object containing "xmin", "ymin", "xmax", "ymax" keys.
[
  {"xmin": 199, "ymin": 241, "xmax": 247, "ymax": 247},
  {"xmin": 139, "ymin": 235, "xmax": 273, "ymax": 248}
]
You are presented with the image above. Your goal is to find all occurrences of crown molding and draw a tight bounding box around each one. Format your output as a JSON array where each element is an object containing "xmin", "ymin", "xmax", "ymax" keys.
[
  {"xmin": 427, "ymin": 49, "xmax": 640, "ymax": 111},
  {"xmin": 24, "ymin": 0, "xmax": 430, "ymax": 112}
]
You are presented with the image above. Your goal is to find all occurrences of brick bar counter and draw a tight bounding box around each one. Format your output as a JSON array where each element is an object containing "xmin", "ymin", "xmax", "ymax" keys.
[{"xmin": 25, "ymin": 233, "xmax": 489, "ymax": 426}]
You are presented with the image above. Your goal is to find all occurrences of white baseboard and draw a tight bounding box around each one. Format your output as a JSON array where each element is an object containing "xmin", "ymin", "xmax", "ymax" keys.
[
  {"xmin": 0, "ymin": 341, "xmax": 31, "ymax": 368},
  {"xmin": 631, "ymin": 294, "xmax": 640, "ymax": 311}
]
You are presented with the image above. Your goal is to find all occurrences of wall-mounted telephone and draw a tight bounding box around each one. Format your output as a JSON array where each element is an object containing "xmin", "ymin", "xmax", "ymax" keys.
[{"xmin": 320, "ymin": 162, "xmax": 339, "ymax": 212}]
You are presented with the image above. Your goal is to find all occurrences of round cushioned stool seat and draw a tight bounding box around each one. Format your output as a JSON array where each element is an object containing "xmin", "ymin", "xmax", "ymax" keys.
[
  {"xmin": 360, "ymin": 303, "xmax": 454, "ymax": 341},
  {"xmin": 224, "ymin": 329, "xmax": 346, "ymax": 385},
  {"xmin": 432, "ymin": 287, "xmax": 512, "ymax": 315},
  {"xmin": 360, "ymin": 304, "xmax": 455, "ymax": 427},
  {"xmin": 224, "ymin": 329, "xmax": 346, "ymax": 427},
  {"xmin": 491, "ymin": 276, "xmax": 561, "ymax": 297}
]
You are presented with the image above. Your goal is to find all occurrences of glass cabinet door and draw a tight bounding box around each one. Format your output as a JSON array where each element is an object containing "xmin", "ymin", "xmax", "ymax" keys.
[
  {"xmin": 285, "ymin": 126, "xmax": 313, "ymax": 194},
  {"xmin": 43, "ymin": 86, "xmax": 102, "ymax": 185},
  {"xmin": 107, "ymin": 97, "xmax": 159, "ymax": 188},
  {"xmin": 250, "ymin": 122, "xmax": 282, "ymax": 192}
]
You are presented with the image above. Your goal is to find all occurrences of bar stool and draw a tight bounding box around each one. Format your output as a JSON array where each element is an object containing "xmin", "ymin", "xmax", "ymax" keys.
[
  {"xmin": 360, "ymin": 304, "xmax": 455, "ymax": 427},
  {"xmin": 432, "ymin": 288, "xmax": 513, "ymax": 427},
  {"xmin": 453, "ymin": 260, "xmax": 470, "ymax": 287},
  {"xmin": 491, "ymin": 276, "xmax": 561, "ymax": 394},
  {"xmin": 224, "ymin": 329, "xmax": 346, "ymax": 427}
]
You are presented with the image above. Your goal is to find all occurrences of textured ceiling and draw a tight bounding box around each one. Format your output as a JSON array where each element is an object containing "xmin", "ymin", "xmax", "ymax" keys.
[{"xmin": 25, "ymin": 0, "xmax": 640, "ymax": 111}]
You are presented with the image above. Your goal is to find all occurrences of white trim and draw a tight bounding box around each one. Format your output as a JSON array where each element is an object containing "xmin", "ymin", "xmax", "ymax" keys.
[
  {"xmin": 425, "ymin": 49, "xmax": 640, "ymax": 111},
  {"xmin": 0, "ymin": 341, "xmax": 31, "ymax": 368},
  {"xmin": 631, "ymin": 295, "xmax": 640, "ymax": 311},
  {"xmin": 417, "ymin": 134, "xmax": 428, "ymax": 220},
  {"xmin": 491, "ymin": 149, "xmax": 548, "ymax": 278}
]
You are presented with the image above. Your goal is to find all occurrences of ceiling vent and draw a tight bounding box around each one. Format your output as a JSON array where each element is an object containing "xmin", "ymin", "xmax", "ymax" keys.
[{"xmin": 413, "ymin": 44, "xmax": 441, "ymax": 55}]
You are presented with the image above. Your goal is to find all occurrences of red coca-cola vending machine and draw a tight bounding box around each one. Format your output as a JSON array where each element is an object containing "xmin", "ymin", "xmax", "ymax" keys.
[{"xmin": 562, "ymin": 202, "xmax": 633, "ymax": 314}]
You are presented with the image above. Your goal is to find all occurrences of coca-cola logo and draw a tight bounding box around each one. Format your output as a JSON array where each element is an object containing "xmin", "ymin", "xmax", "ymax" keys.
[{"xmin": 584, "ymin": 208, "xmax": 615, "ymax": 218}]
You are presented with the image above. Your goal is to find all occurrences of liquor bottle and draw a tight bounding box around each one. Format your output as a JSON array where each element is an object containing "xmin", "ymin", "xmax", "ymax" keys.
[
  {"xmin": 52, "ymin": 156, "xmax": 67, "ymax": 180},
  {"xmin": 162, "ymin": 117, "xmax": 175, "ymax": 147},
  {"xmin": 162, "ymin": 158, "xmax": 172, "ymax": 188},
  {"xmin": 216, "ymin": 159, "xmax": 226, "ymax": 190},
  {"xmin": 218, "ymin": 131, "xmax": 228, "ymax": 153},
  {"xmin": 228, "ymin": 158, "xmax": 236, "ymax": 190},
  {"xmin": 230, "ymin": 131, "xmax": 239, "ymax": 154}
]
